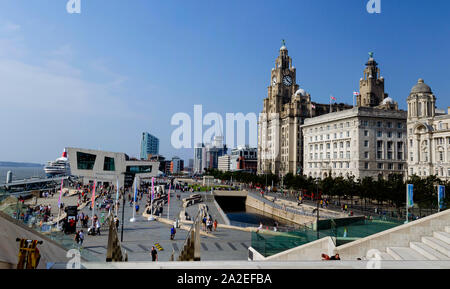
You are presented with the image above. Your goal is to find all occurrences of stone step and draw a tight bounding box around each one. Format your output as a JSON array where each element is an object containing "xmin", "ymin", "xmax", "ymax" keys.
[
  {"xmin": 445, "ymin": 226, "xmax": 450, "ymax": 233},
  {"xmin": 410, "ymin": 242, "xmax": 449, "ymax": 261},
  {"xmin": 386, "ymin": 247, "xmax": 428, "ymax": 260},
  {"xmin": 422, "ymin": 236, "xmax": 450, "ymax": 257},
  {"xmin": 379, "ymin": 252, "xmax": 394, "ymax": 260},
  {"xmin": 434, "ymin": 231, "xmax": 450, "ymax": 244}
]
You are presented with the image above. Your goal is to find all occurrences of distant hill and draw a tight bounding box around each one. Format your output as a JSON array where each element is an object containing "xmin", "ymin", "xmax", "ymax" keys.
[{"xmin": 0, "ymin": 162, "xmax": 44, "ymax": 168}]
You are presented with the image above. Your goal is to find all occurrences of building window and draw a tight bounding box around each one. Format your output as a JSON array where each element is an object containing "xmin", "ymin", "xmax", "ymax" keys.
[
  {"xmin": 103, "ymin": 157, "xmax": 115, "ymax": 171},
  {"xmin": 388, "ymin": 163, "xmax": 393, "ymax": 170},
  {"xmin": 387, "ymin": 152, "xmax": 392, "ymax": 160},
  {"xmin": 377, "ymin": 121, "xmax": 382, "ymax": 128},
  {"xmin": 364, "ymin": 140, "xmax": 369, "ymax": 147},
  {"xmin": 398, "ymin": 132, "xmax": 402, "ymax": 138},
  {"xmin": 126, "ymin": 166, "xmax": 153, "ymax": 173},
  {"xmin": 364, "ymin": 130, "xmax": 369, "ymax": 137},
  {"xmin": 377, "ymin": 151, "xmax": 383, "ymax": 159},
  {"xmin": 387, "ymin": 132, "xmax": 392, "ymax": 138},
  {"xmin": 77, "ymin": 152, "xmax": 97, "ymax": 170},
  {"xmin": 378, "ymin": 163, "xmax": 383, "ymax": 169},
  {"xmin": 399, "ymin": 164, "xmax": 403, "ymax": 170},
  {"xmin": 364, "ymin": 163, "xmax": 369, "ymax": 169},
  {"xmin": 397, "ymin": 122, "xmax": 402, "ymax": 129},
  {"xmin": 397, "ymin": 152, "xmax": 403, "ymax": 160},
  {"xmin": 364, "ymin": 152, "xmax": 369, "ymax": 159},
  {"xmin": 377, "ymin": 131, "xmax": 382, "ymax": 137},
  {"xmin": 387, "ymin": 122, "xmax": 392, "ymax": 128}
]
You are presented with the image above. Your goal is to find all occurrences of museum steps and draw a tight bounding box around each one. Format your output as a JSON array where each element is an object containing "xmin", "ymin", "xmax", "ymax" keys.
[{"xmin": 379, "ymin": 227, "xmax": 450, "ymax": 261}]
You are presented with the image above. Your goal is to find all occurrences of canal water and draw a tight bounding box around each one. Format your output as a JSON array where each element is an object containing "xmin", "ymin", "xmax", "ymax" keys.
[{"xmin": 214, "ymin": 196, "xmax": 300, "ymax": 229}]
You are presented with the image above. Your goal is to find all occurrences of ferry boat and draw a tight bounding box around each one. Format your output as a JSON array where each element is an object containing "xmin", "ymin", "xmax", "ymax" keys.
[{"xmin": 44, "ymin": 149, "xmax": 71, "ymax": 177}]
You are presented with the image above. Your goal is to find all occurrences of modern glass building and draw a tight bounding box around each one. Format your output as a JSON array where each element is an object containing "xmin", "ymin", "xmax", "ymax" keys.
[{"xmin": 140, "ymin": 132, "xmax": 159, "ymax": 160}]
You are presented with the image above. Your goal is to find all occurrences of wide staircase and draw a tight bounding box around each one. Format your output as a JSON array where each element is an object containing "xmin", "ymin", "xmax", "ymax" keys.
[{"xmin": 378, "ymin": 226, "xmax": 450, "ymax": 261}]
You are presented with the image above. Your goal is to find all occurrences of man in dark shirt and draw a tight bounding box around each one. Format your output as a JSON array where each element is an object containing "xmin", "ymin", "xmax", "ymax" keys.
[{"xmin": 150, "ymin": 246, "xmax": 158, "ymax": 261}]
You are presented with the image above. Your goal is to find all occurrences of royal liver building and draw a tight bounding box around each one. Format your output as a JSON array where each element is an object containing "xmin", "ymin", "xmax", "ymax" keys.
[{"xmin": 257, "ymin": 43, "xmax": 351, "ymax": 176}]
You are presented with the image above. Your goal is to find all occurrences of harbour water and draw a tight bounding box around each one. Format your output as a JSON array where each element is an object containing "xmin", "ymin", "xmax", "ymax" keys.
[{"xmin": 0, "ymin": 167, "xmax": 45, "ymax": 183}]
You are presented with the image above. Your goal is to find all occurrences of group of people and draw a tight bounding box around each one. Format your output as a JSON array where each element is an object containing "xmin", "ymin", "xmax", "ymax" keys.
[{"xmin": 201, "ymin": 217, "xmax": 217, "ymax": 232}]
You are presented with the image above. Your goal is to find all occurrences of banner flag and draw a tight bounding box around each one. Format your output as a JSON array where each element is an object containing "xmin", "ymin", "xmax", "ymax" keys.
[
  {"xmin": 407, "ymin": 184, "xmax": 414, "ymax": 208},
  {"xmin": 91, "ymin": 180, "xmax": 97, "ymax": 209},
  {"xmin": 133, "ymin": 177, "xmax": 137, "ymax": 203},
  {"xmin": 151, "ymin": 177, "xmax": 155, "ymax": 200},
  {"xmin": 438, "ymin": 185, "xmax": 446, "ymax": 210}
]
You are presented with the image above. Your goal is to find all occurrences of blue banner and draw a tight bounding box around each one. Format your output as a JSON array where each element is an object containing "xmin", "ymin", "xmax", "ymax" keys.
[
  {"xmin": 407, "ymin": 184, "xmax": 414, "ymax": 208},
  {"xmin": 438, "ymin": 185, "xmax": 446, "ymax": 210}
]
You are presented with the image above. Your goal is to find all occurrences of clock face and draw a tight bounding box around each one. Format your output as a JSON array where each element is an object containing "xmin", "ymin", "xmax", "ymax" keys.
[
  {"xmin": 283, "ymin": 75, "xmax": 293, "ymax": 87},
  {"xmin": 272, "ymin": 77, "xmax": 277, "ymax": 86}
]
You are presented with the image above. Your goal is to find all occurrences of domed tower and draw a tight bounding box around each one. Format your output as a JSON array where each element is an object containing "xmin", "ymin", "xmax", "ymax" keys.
[
  {"xmin": 407, "ymin": 78, "xmax": 436, "ymax": 120},
  {"xmin": 357, "ymin": 52, "xmax": 388, "ymax": 107}
]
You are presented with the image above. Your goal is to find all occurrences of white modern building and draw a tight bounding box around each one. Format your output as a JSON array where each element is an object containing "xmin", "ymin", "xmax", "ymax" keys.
[
  {"xmin": 66, "ymin": 147, "xmax": 159, "ymax": 187},
  {"xmin": 218, "ymin": 155, "xmax": 231, "ymax": 172}
]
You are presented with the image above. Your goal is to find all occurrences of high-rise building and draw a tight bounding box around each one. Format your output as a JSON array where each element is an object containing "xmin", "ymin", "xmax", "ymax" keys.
[
  {"xmin": 140, "ymin": 132, "xmax": 159, "ymax": 160},
  {"xmin": 407, "ymin": 79, "xmax": 450, "ymax": 180},
  {"xmin": 170, "ymin": 156, "xmax": 184, "ymax": 174},
  {"xmin": 193, "ymin": 136, "xmax": 227, "ymax": 174},
  {"xmin": 218, "ymin": 155, "xmax": 231, "ymax": 172},
  {"xmin": 257, "ymin": 43, "xmax": 352, "ymax": 176}
]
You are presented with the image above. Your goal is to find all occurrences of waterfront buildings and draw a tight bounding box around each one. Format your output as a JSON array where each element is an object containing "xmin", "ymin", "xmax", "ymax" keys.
[
  {"xmin": 170, "ymin": 156, "xmax": 184, "ymax": 174},
  {"xmin": 302, "ymin": 54, "xmax": 407, "ymax": 180},
  {"xmin": 193, "ymin": 136, "xmax": 228, "ymax": 174},
  {"xmin": 407, "ymin": 79, "xmax": 450, "ymax": 180},
  {"xmin": 140, "ymin": 132, "xmax": 160, "ymax": 160},
  {"xmin": 66, "ymin": 147, "xmax": 159, "ymax": 187},
  {"xmin": 230, "ymin": 146, "xmax": 257, "ymax": 173},
  {"xmin": 257, "ymin": 43, "xmax": 352, "ymax": 177},
  {"xmin": 218, "ymin": 155, "xmax": 231, "ymax": 172}
]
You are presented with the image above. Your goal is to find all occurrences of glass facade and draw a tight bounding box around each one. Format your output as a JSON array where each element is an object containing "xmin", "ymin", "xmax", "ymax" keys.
[
  {"xmin": 126, "ymin": 165, "xmax": 152, "ymax": 173},
  {"xmin": 77, "ymin": 152, "xmax": 96, "ymax": 170},
  {"xmin": 140, "ymin": 132, "xmax": 159, "ymax": 159},
  {"xmin": 103, "ymin": 157, "xmax": 115, "ymax": 171}
]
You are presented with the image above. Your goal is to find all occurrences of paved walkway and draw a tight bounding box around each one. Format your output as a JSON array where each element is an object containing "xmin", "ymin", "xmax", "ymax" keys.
[{"xmin": 77, "ymin": 189, "xmax": 251, "ymax": 262}]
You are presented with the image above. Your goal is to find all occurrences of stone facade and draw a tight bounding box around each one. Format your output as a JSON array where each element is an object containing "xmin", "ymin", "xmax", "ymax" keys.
[
  {"xmin": 302, "ymin": 54, "xmax": 407, "ymax": 180},
  {"xmin": 302, "ymin": 107, "xmax": 407, "ymax": 179},
  {"xmin": 257, "ymin": 44, "xmax": 352, "ymax": 176},
  {"xmin": 407, "ymin": 79, "xmax": 450, "ymax": 180}
]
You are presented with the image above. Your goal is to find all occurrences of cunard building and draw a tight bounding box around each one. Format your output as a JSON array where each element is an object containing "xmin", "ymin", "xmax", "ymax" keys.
[{"xmin": 257, "ymin": 43, "xmax": 352, "ymax": 176}]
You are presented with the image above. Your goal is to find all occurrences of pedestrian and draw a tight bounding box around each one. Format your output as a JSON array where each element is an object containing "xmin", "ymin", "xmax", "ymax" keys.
[
  {"xmin": 95, "ymin": 219, "xmax": 101, "ymax": 236},
  {"xmin": 170, "ymin": 226, "xmax": 176, "ymax": 240},
  {"xmin": 213, "ymin": 219, "xmax": 217, "ymax": 231},
  {"xmin": 79, "ymin": 230, "xmax": 85, "ymax": 247},
  {"xmin": 150, "ymin": 246, "xmax": 158, "ymax": 261}
]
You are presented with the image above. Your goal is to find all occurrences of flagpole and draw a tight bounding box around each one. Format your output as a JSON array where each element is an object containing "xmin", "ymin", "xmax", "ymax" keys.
[
  {"xmin": 167, "ymin": 183, "xmax": 171, "ymax": 220},
  {"xmin": 130, "ymin": 176, "xmax": 136, "ymax": 222},
  {"xmin": 57, "ymin": 178, "xmax": 64, "ymax": 230},
  {"xmin": 115, "ymin": 176, "xmax": 119, "ymax": 217},
  {"xmin": 148, "ymin": 177, "xmax": 155, "ymax": 221}
]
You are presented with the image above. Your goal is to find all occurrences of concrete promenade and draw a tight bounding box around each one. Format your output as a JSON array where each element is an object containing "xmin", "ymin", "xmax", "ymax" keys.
[{"xmin": 77, "ymin": 189, "xmax": 252, "ymax": 262}]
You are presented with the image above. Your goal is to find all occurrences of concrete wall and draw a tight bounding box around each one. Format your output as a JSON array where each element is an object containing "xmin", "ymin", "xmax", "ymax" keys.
[
  {"xmin": 334, "ymin": 209, "xmax": 450, "ymax": 260},
  {"xmin": 249, "ymin": 236, "xmax": 335, "ymax": 261},
  {"xmin": 245, "ymin": 194, "xmax": 316, "ymax": 225}
]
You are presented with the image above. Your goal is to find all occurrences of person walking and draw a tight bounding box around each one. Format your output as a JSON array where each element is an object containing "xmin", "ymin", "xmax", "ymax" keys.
[
  {"xmin": 95, "ymin": 219, "xmax": 101, "ymax": 236},
  {"xmin": 213, "ymin": 219, "xmax": 218, "ymax": 231},
  {"xmin": 79, "ymin": 230, "xmax": 85, "ymax": 247},
  {"xmin": 170, "ymin": 226, "xmax": 176, "ymax": 240},
  {"xmin": 150, "ymin": 246, "xmax": 158, "ymax": 261}
]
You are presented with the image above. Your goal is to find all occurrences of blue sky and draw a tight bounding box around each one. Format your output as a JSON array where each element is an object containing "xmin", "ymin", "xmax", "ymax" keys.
[{"xmin": 0, "ymin": 0, "xmax": 449, "ymax": 163}]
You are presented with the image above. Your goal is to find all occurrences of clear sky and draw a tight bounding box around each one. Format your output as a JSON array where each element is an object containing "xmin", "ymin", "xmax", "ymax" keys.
[{"xmin": 0, "ymin": 0, "xmax": 449, "ymax": 164}]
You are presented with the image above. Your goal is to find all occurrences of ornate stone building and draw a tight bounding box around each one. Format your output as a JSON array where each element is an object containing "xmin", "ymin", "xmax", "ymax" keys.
[
  {"xmin": 407, "ymin": 79, "xmax": 450, "ymax": 180},
  {"xmin": 257, "ymin": 43, "xmax": 351, "ymax": 176},
  {"xmin": 302, "ymin": 54, "xmax": 408, "ymax": 180}
]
